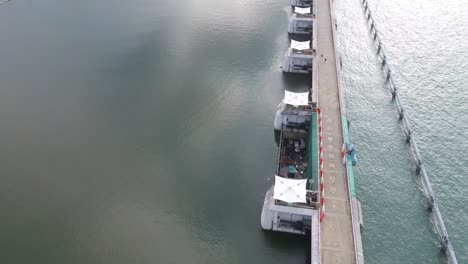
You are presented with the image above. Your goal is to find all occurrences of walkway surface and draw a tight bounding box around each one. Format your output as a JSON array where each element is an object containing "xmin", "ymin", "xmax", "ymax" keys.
[{"xmin": 316, "ymin": 0, "xmax": 357, "ymax": 263}]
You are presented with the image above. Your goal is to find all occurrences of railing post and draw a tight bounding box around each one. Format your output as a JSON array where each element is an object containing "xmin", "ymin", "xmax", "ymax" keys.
[
  {"xmin": 399, "ymin": 108, "xmax": 404, "ymax": 120},
  {"xmin": 406, "ymin": 130, "xmax": 412, "ymax": 144},
  {"xmin": 427, "ymin": 196, "xmax": 434, "ymax": 212},
  {"xmin": 416, "ymin": 160, "xmax": 422, "ymax": 175}
]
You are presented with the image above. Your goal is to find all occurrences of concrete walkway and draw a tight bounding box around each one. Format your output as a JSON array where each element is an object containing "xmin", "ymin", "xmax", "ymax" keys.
[{"xmin": 316, "ymin": 0, "xmax": 357, "ymax": 263}]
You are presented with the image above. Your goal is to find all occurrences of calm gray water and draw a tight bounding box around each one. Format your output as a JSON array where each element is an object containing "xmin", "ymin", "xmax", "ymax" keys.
[{"xmin": 0, "ymin": 0, "xmax": 465, "ymax": 263}]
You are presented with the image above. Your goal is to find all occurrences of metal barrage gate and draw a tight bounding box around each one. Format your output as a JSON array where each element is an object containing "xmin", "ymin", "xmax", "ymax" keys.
[{"xmin": 359, "ymin": 0, "xmax": 458, "ymax": 263}]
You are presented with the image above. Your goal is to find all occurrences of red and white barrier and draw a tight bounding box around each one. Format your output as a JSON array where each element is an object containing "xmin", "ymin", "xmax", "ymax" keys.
[
  {"xmin": 320, "ymin": 187, "xmax": 325, "ymax": 222},
  {"xmin": 318, "ymin": 108, "xmax": 325, "ymax": 222},
  {"xmin": 342, "ymin": 144, "xmax": 346, "ymax": 165}
]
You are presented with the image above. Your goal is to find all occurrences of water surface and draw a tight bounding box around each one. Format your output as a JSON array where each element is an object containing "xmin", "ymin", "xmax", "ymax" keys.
[{"xmin": 0, "ymin": 0, "xmax": 466, "ymax": 263}]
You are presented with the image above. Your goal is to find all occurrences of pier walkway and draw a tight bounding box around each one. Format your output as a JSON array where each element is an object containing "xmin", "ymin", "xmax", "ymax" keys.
[{"xmin": 316, "ymin": 0, "xmax": 357, "ymax": 263}]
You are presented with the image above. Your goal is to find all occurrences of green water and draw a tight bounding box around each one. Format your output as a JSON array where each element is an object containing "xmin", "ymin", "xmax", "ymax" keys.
[
  {"xmin": 0, "ymin": 0, "xmax": 466, "ymax": 263},
  {"xmin": 335, "ymin": 0, "xmax": 468, "ymax": 263}
]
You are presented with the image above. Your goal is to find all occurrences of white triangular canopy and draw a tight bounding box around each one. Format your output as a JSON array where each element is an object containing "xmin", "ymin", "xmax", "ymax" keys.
[
  {"xmin": 295, "ymin": 7, "xmax": 311, "ymax": 14},
  {"xmin": 284, "ymin": 91, "xmax": 309, "ymax": 106},
  {"xmin": 290, "ymin": 40, "xmax": 310, "ymax": 50},
  {"xmin": 273, "ymin": 176, "xmax": 307, "ymax": 203}
]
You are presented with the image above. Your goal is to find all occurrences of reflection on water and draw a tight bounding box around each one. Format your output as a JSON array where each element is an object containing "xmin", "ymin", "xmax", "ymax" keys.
[
  {"xmin": 0, "ymin": 0, "xmax": 307, "ymax": 263},
  {"xmin": 0, "ymin": 0, "xmax": 466, "ymax": 263}
]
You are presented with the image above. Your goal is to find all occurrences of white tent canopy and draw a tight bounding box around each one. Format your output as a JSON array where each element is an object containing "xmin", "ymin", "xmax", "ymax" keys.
[
  {"xmin": 284, "ymin": 91, "xmax": 309, "ymax": 106},
  {"xmin": 290, "ymin": 40, "xmax": 310, "ymax": 50},
  {"xmin": 295, "ymin": 7, "xmax": 311, "ymax": 14},
  {"xmin": 273, "ymin": 176, "xmax": 307, "ymax": 203}
]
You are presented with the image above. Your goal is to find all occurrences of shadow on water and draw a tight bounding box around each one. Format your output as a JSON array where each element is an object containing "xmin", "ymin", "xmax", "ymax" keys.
[
  {"xmin": 281, "ymin": 73, "xmax": 311, "ymax": 92},
  {"xmin": 261, "ymin": 230, "xmax": 310, "ymax": 264},
  {"xmin": 289, "ymin": 34, "xmax": 313, "ymax": 42},
  {"xmin": 274, "ymin": 129, "xmax": 281, "ymax": 146}
]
